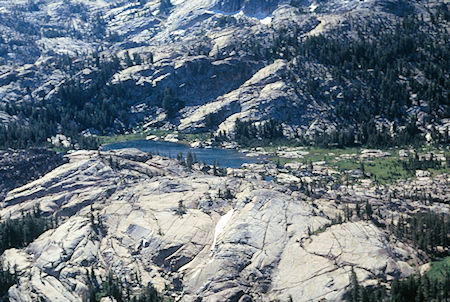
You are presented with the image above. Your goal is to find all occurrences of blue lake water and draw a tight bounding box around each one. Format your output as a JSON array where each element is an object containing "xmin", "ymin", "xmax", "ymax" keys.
[{"xmin": 102, "ymin": 140, "xmax": 265, "ymax": 168}]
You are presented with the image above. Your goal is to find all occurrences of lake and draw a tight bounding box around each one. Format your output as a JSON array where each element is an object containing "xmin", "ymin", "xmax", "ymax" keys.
[{"xmin": 102, "ymin": 140, "xmax": 266, "ymax": 168}]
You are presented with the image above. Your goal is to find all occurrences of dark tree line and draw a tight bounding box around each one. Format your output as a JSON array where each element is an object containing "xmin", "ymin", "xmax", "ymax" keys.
[
  {"xmin": 0, "ymin": 47, "xmax": 166, "ymax": 151},
  {"xmin": 311, "ymin": 118, "xmax": 425, "ymax": 148},
  {"xmin": 0, "ymin": 206, "xmax": 55, "ymax": 298},
  {"xmin": 228, "ymin": 9, "xmax": 449, "ymax": 149},
  {"xmin": 0, "ymin": 205, "xmax": 55, "ymax": 252},
  {"xmin": 346, "ymin": 267, "xmax": 388, "ymax": 302},
  {"xmin": 242, "ymin": 9, "xmax": 449, "ymax": 147},
  {"xmin": 234, "ymin": 119, "xmax": 284, "ymax": 145},
  {"xmin": 346, "ymin": 209, "xmax": 450, "ymax": 302},
  {"xmin": 402, "ymin": 153, "xmax": 449, "ymax": 172},
  {"xmin": 87, "ymin": 270, "xmax": 164, "ymax": 302},
  {"xmin": 0, "ymin": 148, "xmax": 66, "ymax": 201},
  {"xmin": 0, "ymin": 53, "xmax": 130, "ymax": 150},
  {"xmin": 0, "ymin": 263, "xmax": 17, "ymax": 298},
  {"xmin": 2, "ymin": 7, "xmax": 449, "ymax": 150},
  {"xmin": 162, "ymin": 87, "xmax": 184, "ymax": 118},
  {"xmin": 347, "ymin": 268, "xmax": 450, "ymax": 302},
  {"xmin": 390, "ymin": 211, "xmax": 449, "ymax": 257},
  {"xmin": 390, "ymin": 273, "xmax": 450, "ymax": 302},
  {"xmin": 176, "ymin": 151, "xmax": 198, "ymax": 169}
]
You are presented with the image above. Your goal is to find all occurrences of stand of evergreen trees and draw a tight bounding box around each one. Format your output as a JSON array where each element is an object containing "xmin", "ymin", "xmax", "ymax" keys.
[
  {"xmin": 390, "ymin": 211, "xmax": 449, "ymax": 258},
  {"xmin": 0, "ymin": 51, "xmax": 141, "ymax": 150},
  {"xmin": 0, "ymin": 205, "xmax": 55, "ymax": 298},
  {"xmin": 0, "ymin": 205, "xmax": 54, "ymax": 252},
  {"xmin": 402, "ymin": 153, "xmax": 448, "ymax": 173},
  {"xmin": 1, "ymin": 6, "xmax": 448, "ymax": 150},
  {"xmin": 347, "ymin": 268, "xmax": 450, "ymax": 302},
  {"xmin": 242, "ymin": 8, "xmax": 449, "ymax": 148},
  {"xmin": 161, "ymin": 87, "xmax": 184, "ymax": 118},
  {"xmin": 311, "ymin": 117, "xmax": 426, "ymax": 148},
  {"xmin": 234, "ymin": 118, "xmax": 284, "ymax": 146},
  {"xmin": 176, "ymin": 151, "xmax": 198, "ymax": 169},
  {"xmin": 87, "ymin": 270, "xmax": 164, "ymax": 302},
  {"xmin": 346, "ymin": 210, "xmax": 449, "ymax": 302},
  {"xmin": 0, "ymin": 263, "xmax": 17, "ymax": 298},
  {"xmin": 0, "ymin": 266, "xmax": 164, "ymax": 301}
]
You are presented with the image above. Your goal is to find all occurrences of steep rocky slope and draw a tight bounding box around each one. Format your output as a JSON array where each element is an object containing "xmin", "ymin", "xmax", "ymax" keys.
[
  {"xmin": 0, "ymin": 148, "xmax": 66, "ymax": 201},
  {"xmin": 0, "ymin": 0, "xmax": 448, "ymax": 147},
  {"xmin": 1, "ymin": 148, "xmax": 440, "ymax": 301},
  {"xmin": 0, "ymin": 0, "xmax": 448, "ymax": 300}
]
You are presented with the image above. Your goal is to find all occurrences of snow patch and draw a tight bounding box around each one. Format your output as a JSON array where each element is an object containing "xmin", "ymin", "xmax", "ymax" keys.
[
  {"xmin": 211, "ymin": 209, "xmax": 234, "ymax": 250},
  {"xmin": 260, "ymin": 16, "xmax": 272, "ymax": 25}
]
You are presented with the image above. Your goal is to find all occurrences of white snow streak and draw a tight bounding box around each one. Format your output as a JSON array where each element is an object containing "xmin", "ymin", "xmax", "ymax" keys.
[{"xmin": 211, "ymin": 209, "xmax": 234, "ymax": 251}]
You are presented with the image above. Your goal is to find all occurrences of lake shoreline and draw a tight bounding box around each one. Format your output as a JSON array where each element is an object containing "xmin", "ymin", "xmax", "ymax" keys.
[{"xmin": 102, "ymin": 139, "xmax": 268, "ymax": 169}]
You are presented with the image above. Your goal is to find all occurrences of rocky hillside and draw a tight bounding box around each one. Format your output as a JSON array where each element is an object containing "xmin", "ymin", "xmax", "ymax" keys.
[
  {"xmin": 0, "ymin": 1, "xmax": 449, "ymax": 301},
  {"xmin": 0, "ymin": 148, "xmax": 66, "ymax": 201},
  {"xmin": 1, "ymin": 148, "xmax": 447, "ymax": 301},
  {"xmin": 0, "ymin": 0, "xmax": 448, "ymax": 148}
]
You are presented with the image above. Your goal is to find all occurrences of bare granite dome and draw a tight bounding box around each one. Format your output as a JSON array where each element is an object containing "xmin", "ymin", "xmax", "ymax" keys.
[{"xmin": 2, "ymin": 149, "xmax": 441, "ymax": 301}]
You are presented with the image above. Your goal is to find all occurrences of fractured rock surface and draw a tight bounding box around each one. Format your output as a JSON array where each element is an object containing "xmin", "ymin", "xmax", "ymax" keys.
[{"xmin": 0, "ymin": 149, "xmax": 426, "ymax": 301}]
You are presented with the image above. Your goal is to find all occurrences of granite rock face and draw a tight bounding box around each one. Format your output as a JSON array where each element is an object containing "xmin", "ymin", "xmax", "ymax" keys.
[
  {"xmin": 0, "ymin": 148, "xmax": 66, "ymax": 201},
  {"xmin": 1, "ymin": 149, "xmax": 423, "ymax": 301},
  {"xmin": 214, "ymin": 0, "xmax": 283, "ymax": 16},
  {"xmin": 178, "ymin": 59, "xmax": 319, "ymax": 135},
  {"xmin": 1, "ymin": 0, "xmax": 443, "ymax": 137}
]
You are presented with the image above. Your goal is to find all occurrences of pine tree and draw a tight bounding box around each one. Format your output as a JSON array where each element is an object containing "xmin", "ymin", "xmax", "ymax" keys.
[
  {"xmin": 186, "ymin": 152, "xmax": 193, "ymax": 169},
  {"xmin": 365, "ymin": 201, "xmax": 373, "ymax": 220},
  {"xmin": 349, "ymin": 267, "xmax": 360, "ymax": 302}
]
